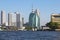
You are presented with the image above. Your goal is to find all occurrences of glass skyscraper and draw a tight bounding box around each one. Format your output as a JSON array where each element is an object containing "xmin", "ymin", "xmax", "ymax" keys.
[{"xmin": 29, "ymin": 9, "xmax": 40, "ymax": 29}]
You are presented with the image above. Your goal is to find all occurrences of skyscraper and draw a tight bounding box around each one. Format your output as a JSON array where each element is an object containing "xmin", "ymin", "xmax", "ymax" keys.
[
  {"xmin": 29, "ymin": 9, "xmax": 40, "ymax": 29},
  {"xmin": 1, "ymin": 10, "xmax": 6, "ymax": 25},
  {"xmin": 8, "ymin": 12, "xmax": 16, "ymax": 26},
  {"xmin": 22, "ymin": 17, "xmax": 24, "ymax": 25},
  {"xmin": 8, "ymin": 12, "xmax": 23, "ymax": 29},
  {"xmin": 15, "ymin": 12, "xmax": 22, "ymax": 28},
  {"xmin": 8, "ymin": 13, "xmax": 12, "ymax": 26},
  {"xmin": 34, "ymin": 9, "xmax": 40, "ymax": 28}
]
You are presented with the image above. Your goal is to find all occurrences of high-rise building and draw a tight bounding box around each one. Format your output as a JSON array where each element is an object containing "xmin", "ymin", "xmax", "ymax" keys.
[
  {"xmin": 29, "ymin": 9, "xmax": 40, "ymax": 29},
  {"xmin": 8, "ymin": 12, "xmax": 16, "ymax": 26},
  {"xmin": 8, "ymin": 13, "xmax": 12, "ymax": 26},
  {"xmin": 22, "ymin": 17, "xmax": 24, "ymax": 25},
  {"xmin": 1, "ymin": 10, "xmax": 6, "ymax": 25},
  {"xmin": 15, "ymin": 12, "xmax": 22, "ymax": 28},
  {"xmin": 12, "ymin": 13, "xmax": 16, "ymax": 26},
  {"xmin": 8, "ymin": 12, "xmax": 23, "ymax": 29}
]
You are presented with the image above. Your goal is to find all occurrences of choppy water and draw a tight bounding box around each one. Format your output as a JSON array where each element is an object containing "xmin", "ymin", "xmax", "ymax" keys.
[{"xmin": 0, "ymin": 31, "xmax": 60, "ymax": 40}]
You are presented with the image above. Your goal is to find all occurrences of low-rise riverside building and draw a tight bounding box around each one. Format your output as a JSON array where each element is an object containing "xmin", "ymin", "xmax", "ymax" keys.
[
  {"xmin": 51, "ymin": 14, "xmax": 60, "ymax": 28},
  {"xmin": 51, "ymin": 14, "xmax": 60, "ymax": 24}
]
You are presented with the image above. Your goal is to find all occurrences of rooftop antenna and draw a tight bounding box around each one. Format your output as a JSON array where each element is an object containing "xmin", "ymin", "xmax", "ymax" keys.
[{"xmin": 32, "ymin": 4, "xmax": 34, "ymax": 13}]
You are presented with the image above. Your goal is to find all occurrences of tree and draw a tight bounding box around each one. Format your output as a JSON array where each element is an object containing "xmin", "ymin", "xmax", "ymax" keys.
[
  {"xmin": 1, "ymin": 24, "xmax": 6, "ymax": 31},
  {"xmin": 46, "ymin": 22, "xmax": 58, "ymax": 29},
  {"xmin": 25, "ymin": 26, "xmax": 32, "ymax": 30}
]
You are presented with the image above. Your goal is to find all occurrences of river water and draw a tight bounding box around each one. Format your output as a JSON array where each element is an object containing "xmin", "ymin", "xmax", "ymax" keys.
[{"xmin": 0, "ymin": 31, "xmax": 60, "ymax": 40}]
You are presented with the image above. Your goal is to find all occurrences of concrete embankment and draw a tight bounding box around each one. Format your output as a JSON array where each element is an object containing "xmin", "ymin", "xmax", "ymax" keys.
[{"xmin": 55, "ymin": 29, "xmax": 60, "ymax": 31}]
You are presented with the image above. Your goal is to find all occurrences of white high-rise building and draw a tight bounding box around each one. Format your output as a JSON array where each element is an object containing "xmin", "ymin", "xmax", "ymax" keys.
[
  {"xmin": 1, "ymin": 10, "xmax": 6, "ymax": 25},
  {"xmin": 8, "ymin": 12, "xmax": 16, "ymax": 26},
  {"xmin": 8, "ymin": 12, "xmax": 23, "ymax": 30},
  {"xmin": 15, "ymin": 12, "xmax": 22, "ymax": 29},
  {"xmin": 12, "ymin": 13, "xmax": 16, "ymax": 26},
  {"xmin": 8, "ymin": 13, "xmax": 12, "ymax": 26}
]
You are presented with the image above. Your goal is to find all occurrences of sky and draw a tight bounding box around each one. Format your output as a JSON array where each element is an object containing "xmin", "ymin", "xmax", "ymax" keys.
[{"xmin": 0, "ymin": 0, "xmax": 60, "ymax": 26}]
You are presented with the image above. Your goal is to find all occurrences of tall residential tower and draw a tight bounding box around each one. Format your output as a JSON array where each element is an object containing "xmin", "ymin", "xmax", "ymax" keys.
[
  {"xmin": 1, "ymin": 10, "xmax": 6, "ymax": 25},
  {"xmin": 15, "ymin": 12, "xmax": 22, "ymax": 29},
  {"xmin": 8, "ymin": 12, "xmax": 16, "ymax": 26}
]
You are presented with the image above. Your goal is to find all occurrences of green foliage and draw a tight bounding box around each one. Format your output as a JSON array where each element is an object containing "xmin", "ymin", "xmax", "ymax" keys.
[
  {"xmin": 25, "ymin": 26, "xmax": 32, "ymax": 30},
  {"xmin": 46, "ymin": 22, "xmax": 58, "ymax": 29}
]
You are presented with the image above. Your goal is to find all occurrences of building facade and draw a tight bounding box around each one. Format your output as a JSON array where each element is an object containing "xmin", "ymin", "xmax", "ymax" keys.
[
  {"xmin": 8, "ymin": 13, "xmax": 12, "ymax": 26},
  {"xmin": 15, "ymin": 12, "xmax": 22, "ymax": 29},
  {"xmin": 1, "ymin": 10, "xmax": 6, "ymax": 25},
  {"xmin": 8, "ymin": 12, "xmax": 16, "ymax": 26},
  {"xmin": 29, "ymin": 9, "xmax": 40, "ymax": 29},
  {"xmin": 8, "ymin": 12, "xmax": 23, "ymax": 29},
  {"xmin": 22, "ymin": 17, "xmax": 24, "ymax": 26},
  {"xmin": 51, "ymin": 14, "xmax": 60, "ymax": 24},
  {"xmin": 51, "ymin": 14, "xmax": 60, "ymax": 28}
]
